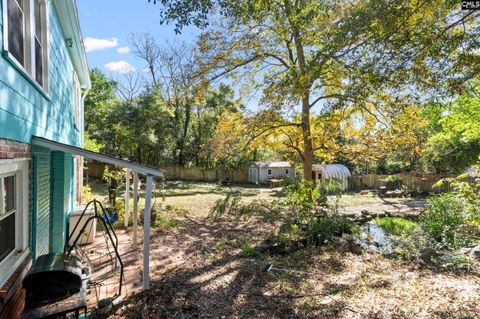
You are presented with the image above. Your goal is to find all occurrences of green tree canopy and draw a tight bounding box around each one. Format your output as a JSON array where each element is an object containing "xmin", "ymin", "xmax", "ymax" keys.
[
  {"xmin": 422, "ymin": 82, "xmax": 480, "ymax": 173},
  {"xmin": 149, "ymin": 0, "xmax": 480, "ymax": 180}
]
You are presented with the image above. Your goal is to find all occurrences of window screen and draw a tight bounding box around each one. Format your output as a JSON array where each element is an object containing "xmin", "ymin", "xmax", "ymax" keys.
[
  {"xmin": 35, "ymin": 39, "xmax": 43, "ymax": 86},
  {"xmin": 0, "ymin": 174, "xmax": 17, "ymax": 263},
  {"xmin": 7, "ymin": 0, "xmax": 25, "ymax": 66},
  {"xmin": 34, "ymin": 0, "xmax": 44, "ymax": 86},
  {"xmin": 3, "ymin": 176, "xmax": 15, "ymax": 213}
]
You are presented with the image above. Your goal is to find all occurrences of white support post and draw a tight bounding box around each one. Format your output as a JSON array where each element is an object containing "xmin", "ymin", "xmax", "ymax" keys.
[
  {"xmin": 143, "ymin": 174, "xmax": 153, "ymax": 290},
  {"xmin": 133, "ymin": 172, "xmax": 139, "ymax": 248},
  {"xmin": 124, "ymin": 169, "xmax": 130, "ymax": 228}
]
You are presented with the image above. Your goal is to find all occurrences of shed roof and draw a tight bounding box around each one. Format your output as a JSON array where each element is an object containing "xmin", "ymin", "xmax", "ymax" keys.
[
  {"xmin": 252, "ymin": 161, "xmax": 292, "ymax": 168},
  {"xmin": 312, "ymin": 164, "xmax": 351, "ymax": 179}
]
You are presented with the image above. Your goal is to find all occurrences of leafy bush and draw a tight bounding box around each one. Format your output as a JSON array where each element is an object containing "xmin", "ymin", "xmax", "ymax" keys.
[
  {"xmin": 281, "ymin": 180, "xmax": 356, "ymax": 247},
  {"xmin": 438, "ymin": 251, "xmax": 478, "ymax": 273},
  {"xmin": 374, "ymin": 217, "xmax": 419, "ymax": 236},
  {"xmin": 384, "ymin": 175, "xmax": 402, "ymax": 190},
  {"xmin": 284, "ymin": 180, "xmax": 320, "ymax": 214},
  {"xmin": 420, "ymin": 193, "xmax": 468, "ymax": 248},
  {"xmin": 82, "ymin": 185, "xmax": 93, "ymax": 204},
  {"xmin": 114, "ymin": 199, "xmax": 128, "ymax": 227},
  {"xmin": 306, "ymin": 215, "xmax": 359, "ymax": 246},
  {"xmin": 391, "ymin": 227, "xmax": 434, "ymax": 261}
]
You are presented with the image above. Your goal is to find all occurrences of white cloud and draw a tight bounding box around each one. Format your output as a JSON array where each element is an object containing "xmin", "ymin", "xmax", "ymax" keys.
[
  {"xmin": 116, "ymin": 46, "xmax": 130, "ymax": 54},
  {"xmin": 104, "ymin": 60, "xmax": 136, "ymax": 74},
  {"xmin": 84, "ymin": 37, "xmax": 118, "ymax": 52}
]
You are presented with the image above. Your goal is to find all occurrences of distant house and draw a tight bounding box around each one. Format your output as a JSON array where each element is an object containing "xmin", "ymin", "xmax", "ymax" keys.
[
  {"xmin": 248, "ymin": 161, "xmax": 295, "ymax": 184},
  {"xmin": 312, "ymin": 164, "xmax": 351, "ymax": 190}
]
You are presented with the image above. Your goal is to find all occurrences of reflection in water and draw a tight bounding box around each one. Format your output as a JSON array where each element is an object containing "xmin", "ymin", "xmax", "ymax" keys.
[{"xmin": 359, "ymin": 223, "xmax": 393, "ymax": 254}]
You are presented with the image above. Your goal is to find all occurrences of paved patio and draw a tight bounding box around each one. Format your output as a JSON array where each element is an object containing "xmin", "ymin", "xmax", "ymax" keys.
[{"xmin": 77, "ymin": 229, "xmax": 143, "ymax": 310}]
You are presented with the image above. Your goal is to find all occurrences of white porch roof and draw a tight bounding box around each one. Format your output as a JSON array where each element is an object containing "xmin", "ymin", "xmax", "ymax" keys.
[
  {"xmin": 32, "ymin": 136, "xmax": 161, "ymax": 290},
  {"xmin": 32, "ymin": 136, "xmax": 164, "ymax": 177}
]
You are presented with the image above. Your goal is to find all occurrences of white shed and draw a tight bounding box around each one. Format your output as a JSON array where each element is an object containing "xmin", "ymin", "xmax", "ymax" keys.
[
  {"xmin": 248, "ymin": 161, "xmax": 295, "ymax": 184},
  {"xmin": 312, "ymin": 164, "xmax": 351, "ymax": 190}
]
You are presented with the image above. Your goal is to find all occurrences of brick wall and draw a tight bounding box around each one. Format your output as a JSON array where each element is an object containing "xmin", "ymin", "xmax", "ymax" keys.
[
  {"xmin": 0, "ymin": 256, "xmax": 31, "ymax": 319},
  {"xmin": 0, "ymin": 139, "xmax": 30, "ymax": 159},
  {"xmin": 0, "ymin": 139, "xmax": 31, "ymax": 319}
]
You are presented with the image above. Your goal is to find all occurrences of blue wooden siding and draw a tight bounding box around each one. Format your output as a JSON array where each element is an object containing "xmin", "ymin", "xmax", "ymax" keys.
[
  {"xmin": 0, "ymin": 1, "xmax": 82, "ymax": 257},
  {"xmin": 50, "ymin": 151, "xmax": 73, "ymax": 252},
  {"xmin": 0, "ymin": 1, "xmax": 81, "ymax": 147}
]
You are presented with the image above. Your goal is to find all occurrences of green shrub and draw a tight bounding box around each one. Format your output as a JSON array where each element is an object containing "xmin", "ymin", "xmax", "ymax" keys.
[
  {"xmin": 284, "ymin": 180, "xmax": 320, "ymax": 214},
  {"xmin": 82, "ymin": 185, "xmax": 93, "ymax": 203},
  {"xmin": 374, "ymin": 217, "xmax": 419, "ymax": 236},
  {"xmin": 114, "ymin": 199, "xmax": 129, "ymax": 227},
  {"xmin": 392, "ymin": 227, "xmax": 433, "ymax": 261},
  {"xmin": 420, "ymin": 193, "xmax": 467, "ymax": 248},
  {"xmin": 306, "ymin": 216, "xmax": 359, "ymax": 246},
  {"xmin": 384, "ymin": 175, "xmax": 402, "ymax": 190}
]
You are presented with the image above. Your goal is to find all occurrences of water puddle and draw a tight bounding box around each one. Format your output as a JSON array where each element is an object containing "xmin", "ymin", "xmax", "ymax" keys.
[{"xmin": 359, "ymin": 223, "xmax": 393, "ymax": 254}]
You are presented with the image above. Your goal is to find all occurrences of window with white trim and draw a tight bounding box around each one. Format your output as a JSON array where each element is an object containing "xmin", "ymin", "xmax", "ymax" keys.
[
  {"xmin": 0, "ymin": 160, "xmax": 29, "ymax": 287},
  {"xmin": 267, "ymin": 169, "xmax": 272, "ymax": 175},
  {"xmin": 285, "ymin": 169, "xmax": 289, "ymax": 175},
  {"xmin": 0, "ymin": 175, "xmax": 16, "ymax": 263},
  {"xmin": 3, "ymin": 0, "xmax": 48, "ymax": 90}
]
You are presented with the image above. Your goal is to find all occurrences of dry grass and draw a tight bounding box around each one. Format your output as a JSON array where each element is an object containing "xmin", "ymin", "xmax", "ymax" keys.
[{"xmin": 86, "ymin": 181, "xmax": 480, "ymax": 319}]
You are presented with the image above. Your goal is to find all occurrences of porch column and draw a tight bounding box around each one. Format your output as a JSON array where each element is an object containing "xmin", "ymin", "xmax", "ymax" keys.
[
  {"xmin": 143, "ymin": 174, "xmax": 153, "ymax": 289},
  {"xmin": 124, "ymin": 169, "xmax": 130, "ymax": 228},
  {"xmin": 133, "ymin": 172, "xmax": 139, "ymax": 248}
]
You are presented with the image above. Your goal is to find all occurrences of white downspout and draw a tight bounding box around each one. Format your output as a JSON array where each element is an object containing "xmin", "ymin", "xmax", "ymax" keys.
[{"xmin": 80, "ymin": 88, "xmax": 89, "ymax": 147}]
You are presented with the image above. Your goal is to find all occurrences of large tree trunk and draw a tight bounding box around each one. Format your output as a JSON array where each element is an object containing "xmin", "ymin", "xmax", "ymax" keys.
[{"xmin": 301, "ymin": 94, "xmax": 313, "ymax": 181}]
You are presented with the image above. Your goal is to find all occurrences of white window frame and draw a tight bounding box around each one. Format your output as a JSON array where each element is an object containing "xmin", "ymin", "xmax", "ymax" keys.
[
  {"xmin": 2, "ymin": 0, "xmax": 49, "ymax": 94},
  {"xmin": 285, "ymin": 169, "xmax": 289, "ymax": 175},
  {"xmin": 267, "ymin": 169, "xmax": 272, "ymax": 175},
  {"xmin": 0, "ymin": 159, "xmax": 30, "ymax": 288}
]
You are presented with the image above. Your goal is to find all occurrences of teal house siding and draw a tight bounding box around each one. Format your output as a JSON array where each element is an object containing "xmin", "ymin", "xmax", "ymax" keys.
[
  {"xmin": 0, "ymin": 1, "xmax": 89, "ymax": 315},
  {"xmin": 0, "ymin": 1, "xmax": 80, "ymax": 147},
  {"xmin": 0, "ymin": 0, "xmax": 90, "ymax": 262},
  {"xmin": 50, "ymin": 151, "xmax": 73, "ymax": 253}
]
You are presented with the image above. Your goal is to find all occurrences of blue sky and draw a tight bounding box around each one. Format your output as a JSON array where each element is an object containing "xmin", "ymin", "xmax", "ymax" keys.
[
  {"xmin": 77, "ymin": 1, "xmax": 260, "ymax": 110},
  {"xmin": 77, "ymin": 0, "xmax": 198, "ymax": 78}
]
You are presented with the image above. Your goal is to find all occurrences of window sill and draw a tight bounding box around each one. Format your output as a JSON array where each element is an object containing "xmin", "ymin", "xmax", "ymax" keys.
[
  {"xmin": 2, "ymin": 50, "xmax": 50, "ymax": 101},
  {"xmin": 0, "ymin": 249, "xmax": 31, "ymax": 291}
]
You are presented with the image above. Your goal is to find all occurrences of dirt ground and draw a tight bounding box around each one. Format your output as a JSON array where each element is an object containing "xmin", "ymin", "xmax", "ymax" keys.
[{"xmin": 93, "ymin": 181, "xmax": 480, "ymax": 319}]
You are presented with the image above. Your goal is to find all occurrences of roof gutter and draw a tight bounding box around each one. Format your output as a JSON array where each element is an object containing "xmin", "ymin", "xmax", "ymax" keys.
[{"xmin": 53, "ymin": 0, "xmax": 91, "ymax": 89}]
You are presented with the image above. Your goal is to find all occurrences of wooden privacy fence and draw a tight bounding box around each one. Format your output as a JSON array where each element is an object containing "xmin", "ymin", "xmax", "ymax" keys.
[
  {"xmin": 351, "ymin": 173, "xmax": 458, "ymax": 193},
  {"xmin": 87, "ymin": 161, "xmax": 463, "ymax": 193},
  {"xmin": 87, "ymin": 162, "xmax": 248, "ymax": 183}
]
